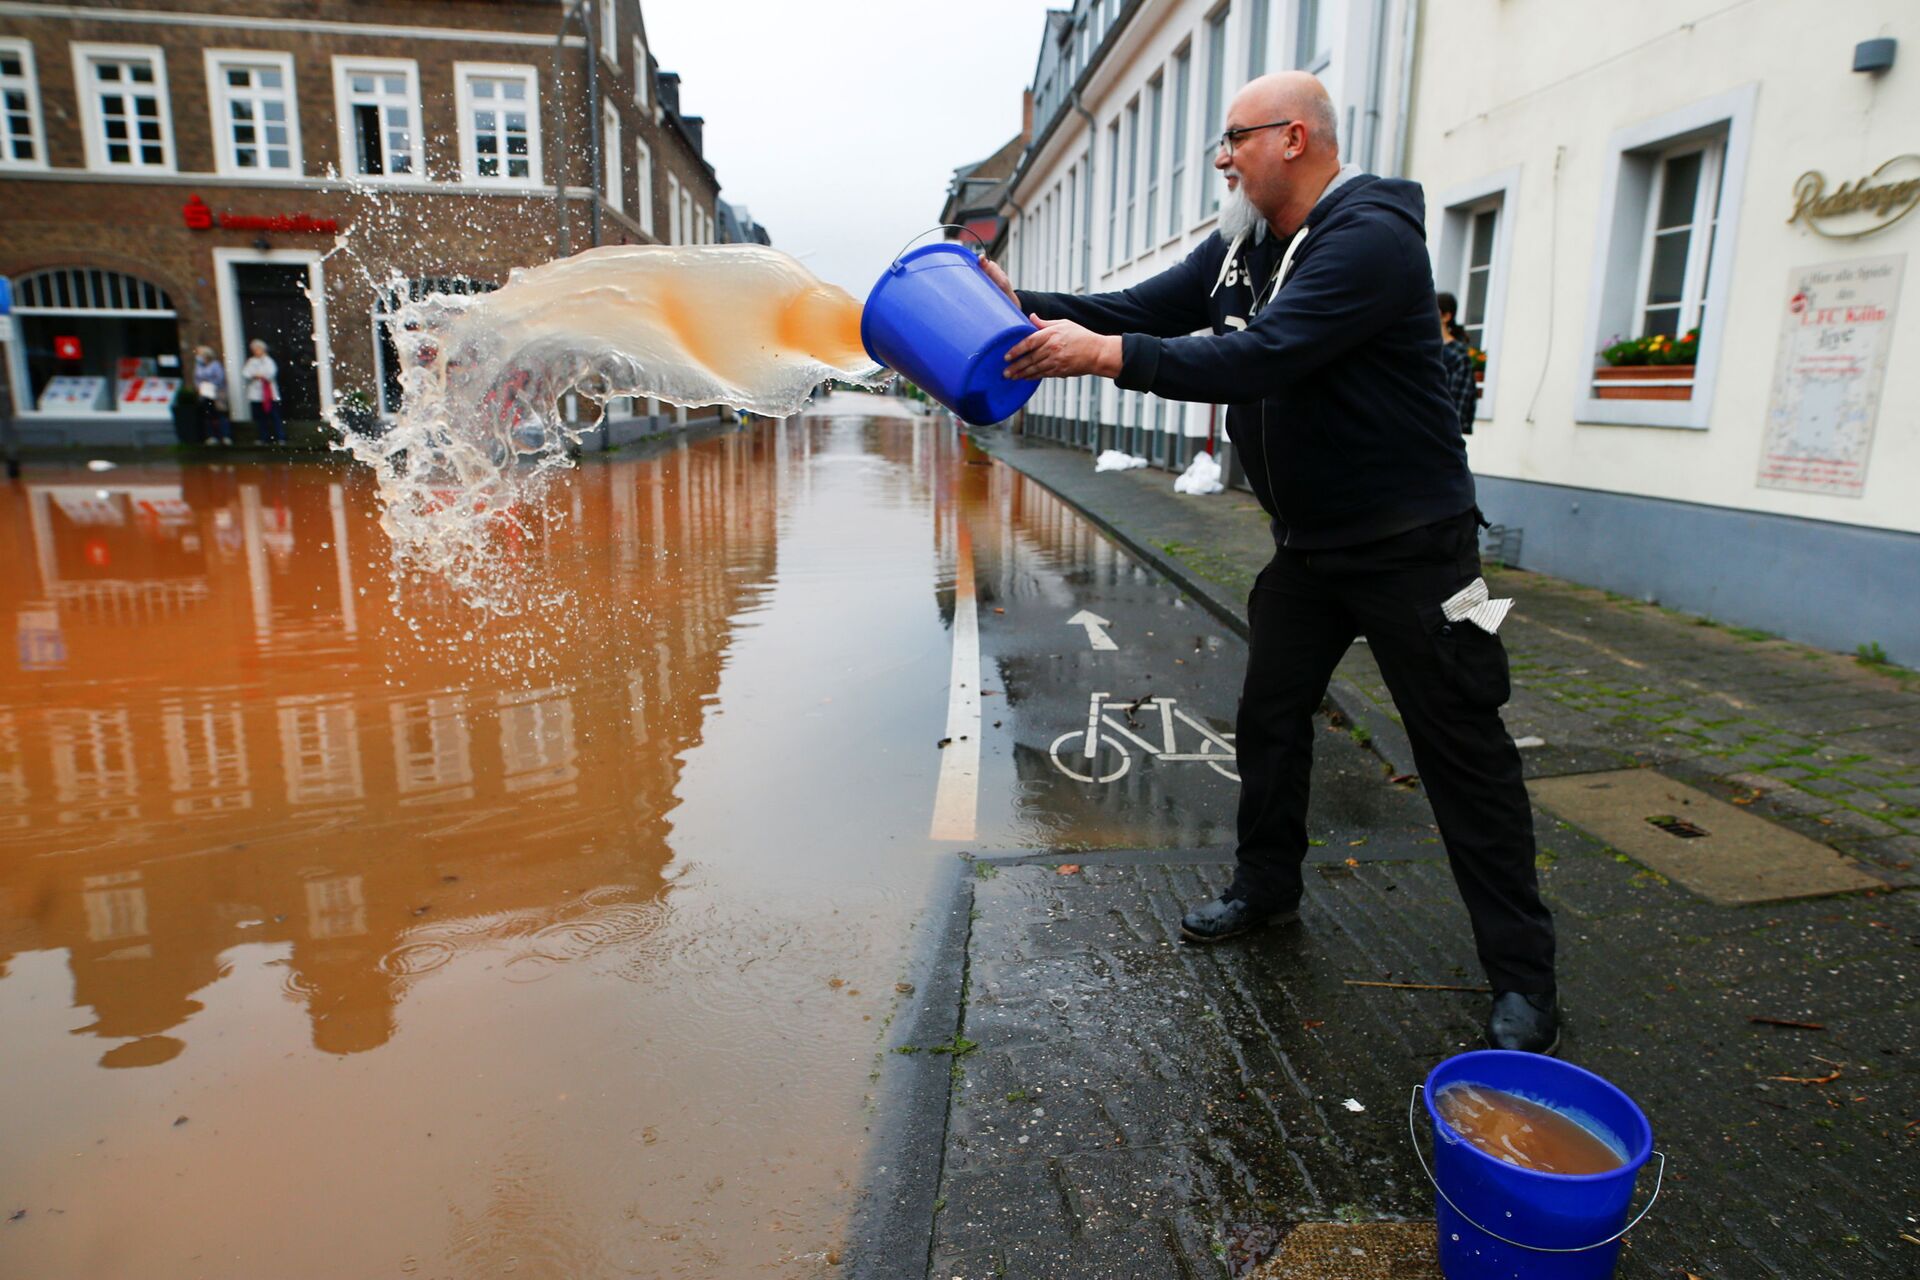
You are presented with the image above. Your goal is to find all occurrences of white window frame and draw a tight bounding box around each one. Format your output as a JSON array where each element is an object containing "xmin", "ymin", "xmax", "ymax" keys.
[
  {"xmin": 1143, "ymin": 73, "xmax": 1163, "ymax": 254},
  {"xmin": 1200, "ymin": 6, "xmax": 1230, "ymax": 219},
  {"xmin": 1295, "ymin": 0, "xmax": 1332, "ymax": 73},
  {"xmin": 600, "ymin": 0, "xmax": 620, "ymax": 66},
  {"xmin": 204, "ymin": 49, "xmax": 301, "ymax": 178},
  {"xmin": 667, "ymin": 172, "xmax": 681, "ymax": 243},
  {"xmin": 454, "ymin": 62, "xmax": 542, "ymax": 187},
  {"xmin": 331, "ymin": 56, "xmax": 422, "ymax": 182},
  {"xmin": 1105, "ymin": 118, "xmax": 1121, "ymax": 272},
  {"xmin": 1577, "ymin": 83, "xmax": 1756, "ymax": 430},
  {"xmin": 1632, "ymin": 138, "xmax": 1724, "ymax": 341},
  {"xmin": 634, "ymin": 135, "xmax": 653, "ymax": 235},
  {"xmin": 632, "ymin": 36, "xmax": 649, "ymax": 109},
  {"xmin": 1123, "ymin": 96, "xmax": 1140, "ymax": 261},
  {"xmin": 1246, "ymin": 0, "xmax": 1272, "ymax": 78},
  {"xmin": 1167, "ymin": 43, "xmax": 1190, "ymax": 242},
  {"xmin": 0, "ymin": 38, "xmax": 48, "ymax": 171},
  {"xmin": 601, "ymin": 98, "xmax": 623, "ymax": 212},
  {"xmin": 71, "ymin": 43, "xmax": 176, "ymax": 173},
  {"xmin": 1435, "ymin": 166, "xmax": 1519, "ymax": 421}
]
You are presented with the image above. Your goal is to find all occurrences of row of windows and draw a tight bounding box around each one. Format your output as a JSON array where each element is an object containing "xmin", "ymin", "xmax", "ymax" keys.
[
  {"xmin": 0, "ymin": 36, "xmax": 703, "ymax": 239},
  {"xmin": 1019, "ymin": 0, "xmax": 1343, "ymax": 301},
  {"xmin": 1440, "ymin": 127, "xmax": 1725, "ymax": 424}
]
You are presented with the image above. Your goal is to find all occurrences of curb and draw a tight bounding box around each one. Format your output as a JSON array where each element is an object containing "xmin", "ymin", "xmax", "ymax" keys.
[{"xmin": 842, "ymin": 858, "xmax": 975, "ymax": 1280}]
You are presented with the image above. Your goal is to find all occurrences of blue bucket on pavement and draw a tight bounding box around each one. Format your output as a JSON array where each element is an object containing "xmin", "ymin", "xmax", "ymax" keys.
[
  {"xmin": 862, "ymin": 242, "xmax": 1039, "ymax": 426},
  {"xmin": 1413, "ymin": 1050, "xmax": 1662, "ymax": 1280}
]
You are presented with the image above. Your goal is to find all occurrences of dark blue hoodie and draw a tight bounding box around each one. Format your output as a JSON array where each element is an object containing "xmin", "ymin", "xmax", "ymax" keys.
[{"xmin": 1015, "ymin": 173, "xmax": 1474, "ymax": 550}]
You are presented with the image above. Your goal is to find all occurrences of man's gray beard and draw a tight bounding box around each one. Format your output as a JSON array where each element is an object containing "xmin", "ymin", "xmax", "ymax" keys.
[{"xmin": 1219, "ymin": 180, "xmax": 1267, "ymax": 244}]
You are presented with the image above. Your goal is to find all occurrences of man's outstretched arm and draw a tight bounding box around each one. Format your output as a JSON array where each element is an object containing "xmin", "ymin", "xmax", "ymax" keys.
[{"xmin": 982, "ymin": 251, "xmax": 1213, "ymax": 339}]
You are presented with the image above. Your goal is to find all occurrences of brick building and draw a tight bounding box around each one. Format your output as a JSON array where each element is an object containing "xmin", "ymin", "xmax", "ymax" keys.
[{"xmin": 0, "ymin": 1, "xmax": 725, "ymax": 445}]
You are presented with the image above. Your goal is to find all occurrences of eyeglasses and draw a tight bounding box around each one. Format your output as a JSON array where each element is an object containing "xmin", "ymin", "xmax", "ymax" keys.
[{"xmin": 1214, "ymin": 120, "xmax": 1294, "ymax": 157}]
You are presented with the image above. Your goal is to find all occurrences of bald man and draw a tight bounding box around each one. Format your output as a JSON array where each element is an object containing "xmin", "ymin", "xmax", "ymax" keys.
[{"xmin": 986, "ymin": 73, "xmax": 1559, "ymax": 1054}]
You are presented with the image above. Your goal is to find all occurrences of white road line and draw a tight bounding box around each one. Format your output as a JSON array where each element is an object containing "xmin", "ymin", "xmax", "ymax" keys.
[{"xmin": 930, "ymin": 520, "xmax": 982, "ymax": 841}]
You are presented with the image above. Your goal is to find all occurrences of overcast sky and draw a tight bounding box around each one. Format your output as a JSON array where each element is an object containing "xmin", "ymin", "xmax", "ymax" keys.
[{"xmin": 643, "ymin": 0, "xmax": 1061, "ymax": 297}]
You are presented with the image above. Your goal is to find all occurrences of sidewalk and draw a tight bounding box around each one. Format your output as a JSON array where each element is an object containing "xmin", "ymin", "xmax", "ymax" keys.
[{"xmin": 857, "ymin": 428, "xmax": 1918, "ymax": 1280}]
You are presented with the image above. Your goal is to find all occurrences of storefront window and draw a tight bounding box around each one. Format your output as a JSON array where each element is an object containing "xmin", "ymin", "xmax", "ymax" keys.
[{"xmin": 12, "ymin": 269, "xmax": 182, "ymax": 415}]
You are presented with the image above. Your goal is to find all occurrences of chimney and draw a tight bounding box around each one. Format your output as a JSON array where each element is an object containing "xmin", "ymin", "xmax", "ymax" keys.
[
  {"xmin": 1022, "ymin": 89, "xmax": 1034, "ymax": 143},
  {"xmin": 655, "ymin": 71, "xmax": 681, "ymax": 118},
  {"xmin": 681, "ymin": 114, "xmax": 704, "ymax": 155}
]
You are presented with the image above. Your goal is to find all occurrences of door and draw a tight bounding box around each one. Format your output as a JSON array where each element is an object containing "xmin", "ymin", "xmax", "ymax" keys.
[{"xmin": 233, "ymin": 263, "xmax": 321, "ymax": 419}]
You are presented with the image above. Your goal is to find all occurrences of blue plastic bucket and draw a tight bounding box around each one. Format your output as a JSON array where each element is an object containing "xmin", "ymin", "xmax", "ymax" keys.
[
  {"xmin": 861, "ymin": 243, "xmax": 1039, "ymax": 426},
  {"xmin": 1413, "ymin": 1051, "xmax": 1662, "ymax": 1280}
]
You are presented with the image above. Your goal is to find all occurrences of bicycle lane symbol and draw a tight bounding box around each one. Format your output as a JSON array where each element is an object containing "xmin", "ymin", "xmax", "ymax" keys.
[{"xmin": 1048, "ymin": 692, "xmax": 1238, "ymax": 783}]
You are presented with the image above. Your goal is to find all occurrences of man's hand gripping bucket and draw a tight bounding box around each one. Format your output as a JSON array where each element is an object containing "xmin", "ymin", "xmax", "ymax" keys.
[
  {"xmin": 861, "ymin": 225, "xmax": 1040, "ymax": 426},
  {"xmin": 1411, "ymin": 1050, "xmax": 1665, "ymax": 1279}
]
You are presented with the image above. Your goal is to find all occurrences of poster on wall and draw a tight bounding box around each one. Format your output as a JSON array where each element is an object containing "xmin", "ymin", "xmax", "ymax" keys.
[{"xmin": 1757, "ymin": 255, "xmax": 1905, "ymax": 497}]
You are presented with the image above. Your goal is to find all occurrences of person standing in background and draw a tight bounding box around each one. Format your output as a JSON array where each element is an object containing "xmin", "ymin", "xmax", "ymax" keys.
[
  {"xmin": 243, "ymin": 339, "xmax": 285, "ymax": 445},
  {"xmin": 1437, "ymin": 292, "xmax": 1478, "ymax": 436},
  {"xmin": 194, "ymin": 346, "xmax": 231, "ymax": 446}
]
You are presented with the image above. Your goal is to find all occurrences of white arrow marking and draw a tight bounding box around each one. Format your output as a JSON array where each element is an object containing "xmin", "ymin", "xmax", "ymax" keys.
[{"xmin": 1068, "ymin": 610, "xmax": 1118, "ymax": 651}]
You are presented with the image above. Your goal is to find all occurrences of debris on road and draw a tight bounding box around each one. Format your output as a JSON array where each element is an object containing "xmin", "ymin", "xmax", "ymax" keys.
[{"xmin": 1767, "ymin": 1056, "xmax": 1844, "ymax": 1085}]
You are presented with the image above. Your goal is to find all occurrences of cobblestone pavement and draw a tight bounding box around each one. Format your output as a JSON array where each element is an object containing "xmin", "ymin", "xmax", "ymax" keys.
[{"xmin": 864, "ymin": 429, "xmax": 1920, "ymax": 1280}]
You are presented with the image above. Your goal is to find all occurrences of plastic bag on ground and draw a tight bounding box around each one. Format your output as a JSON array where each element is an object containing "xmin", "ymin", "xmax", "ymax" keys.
[
  {"xmin": 1173, "ymin": 450, "xmax": 1225, "ymax": 495},
  {"xmin": 1094, "ymin": 450, "xmax": 1149, "ymax": 472}
]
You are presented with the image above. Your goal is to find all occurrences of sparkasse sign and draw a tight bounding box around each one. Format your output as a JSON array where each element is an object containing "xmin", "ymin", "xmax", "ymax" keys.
[{"xmin": 181, "ymin": 195, "xmax": 340, "ymax": 235}]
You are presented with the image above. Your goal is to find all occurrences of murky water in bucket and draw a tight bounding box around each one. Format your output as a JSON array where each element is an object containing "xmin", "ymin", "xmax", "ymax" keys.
[
  {"xmin": 335, "ymin": 244, "xmax": 884, "ymax": 667},
  {"xmin": 1436, "ymin": 1082, "xmax": 1625, "ymax": 1175}
]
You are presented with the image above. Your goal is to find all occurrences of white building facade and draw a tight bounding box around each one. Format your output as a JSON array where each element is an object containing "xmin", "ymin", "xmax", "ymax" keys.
[
  {"xmin": 1409, "ymin": 1, "xmax": 1917, "ymax": 663},
  {"xmin": 997, "ymin": 0, "xmax": 1416, "ymax": 479}
]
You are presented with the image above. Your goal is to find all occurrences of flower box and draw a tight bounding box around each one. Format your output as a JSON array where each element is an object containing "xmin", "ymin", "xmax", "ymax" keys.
[{"xmin": 1592, "ymin": 364, "xmax": 1694, "ymax": 401}]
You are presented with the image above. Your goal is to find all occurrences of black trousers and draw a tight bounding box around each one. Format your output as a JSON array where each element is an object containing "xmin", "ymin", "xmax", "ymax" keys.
[{"xmin": 1229, "ymin": 510, "xmax": 1556, "ymax": 995}]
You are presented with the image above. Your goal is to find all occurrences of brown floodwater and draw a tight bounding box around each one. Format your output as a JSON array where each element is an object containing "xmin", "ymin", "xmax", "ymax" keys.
[{"xmin": 0, "ymin": 405, "xmax": 1239, "ymax": 1278}]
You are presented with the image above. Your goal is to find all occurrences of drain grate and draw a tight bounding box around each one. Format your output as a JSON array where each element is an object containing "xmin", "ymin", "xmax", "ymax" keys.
[{"xmin": 1647, "ymin": 814, "xmax": 1710, "ymax": 838}]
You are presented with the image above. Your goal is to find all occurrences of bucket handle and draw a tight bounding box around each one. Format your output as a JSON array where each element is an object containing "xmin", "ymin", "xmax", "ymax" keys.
[
  {"xmin": 1408, "ymin": 1085, "xmax": 1665, "ymax": 1254},
  {"xmin": 887, "ymin": 224, "xmax": 991, "ymax": 272}
]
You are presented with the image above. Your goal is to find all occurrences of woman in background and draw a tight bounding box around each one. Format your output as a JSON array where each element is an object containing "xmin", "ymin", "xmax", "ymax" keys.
[
  {"xmin": 1436, "ymin": 291, "xmax": 1478, "ymax": 436},
  {"xmin": 243, "ymin": 339, "xmax": 285, "ymax": 445},
  {"xmin": 193, "ymin": 346, "xmax": 231, "ymax": 446}
]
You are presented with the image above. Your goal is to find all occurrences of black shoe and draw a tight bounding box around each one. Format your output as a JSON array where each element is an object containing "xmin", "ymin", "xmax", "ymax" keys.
[
  {"xmin": 1179, "ymin": 894, "xmax": 1297, "ymax": 944},
  {"xmin": 1487, "ymin": 990, "xmax": 1560, "ymax": 1055}
]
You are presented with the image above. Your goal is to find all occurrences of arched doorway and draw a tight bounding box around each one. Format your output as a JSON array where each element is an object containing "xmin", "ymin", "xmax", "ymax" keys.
[{"xmin": 9, "ymin": 268, "xmax": 184, "ymax": 419}]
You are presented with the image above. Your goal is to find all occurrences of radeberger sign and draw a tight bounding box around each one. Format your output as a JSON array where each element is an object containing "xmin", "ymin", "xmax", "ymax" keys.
[{"xmin": 1788, "ymin": 155, "xmax": 1920, "ymax": 240}]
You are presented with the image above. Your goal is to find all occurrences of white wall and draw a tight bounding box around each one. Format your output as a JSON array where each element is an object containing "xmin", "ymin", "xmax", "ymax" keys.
[{"xmin": 1409, "ymin": 0, "xmax": 1917, "ymax": 535}]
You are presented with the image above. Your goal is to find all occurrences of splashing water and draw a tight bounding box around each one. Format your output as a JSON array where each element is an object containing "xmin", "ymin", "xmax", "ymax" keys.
[{"xmin": 336, "ymin": 243, "xmax": 885, "ymax": 654}]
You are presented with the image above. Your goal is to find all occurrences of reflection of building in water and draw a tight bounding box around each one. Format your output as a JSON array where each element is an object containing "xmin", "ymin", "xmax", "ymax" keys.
[
  {"xmin": 391, "ymin": 697, "xmax": 474, "ymax": 803},
  {"xmin": 0, "ymin": 435, "xmax": 787, "ymax": 1062},
  {"xmin": 163, "ymin": 697, "xmax": 252, "ymax": 816},
  {"xmin": 47, "ymin": 707, "xmax": 140, "ymax": 824},
  {"xmin": 498, "ymin": 687, "xmax": 579, "ymax": 795},
  {"xmin": 82, "ymin": 872, "xmax": 149, "ymax": 945},
  {"xmin": 306, "ymin": 875, "xmax": 369, "ymax": 941},
  {"xmin": 0, "ymin": 711, "xmax": 29, "ymax": 830},
  {"xmin": 277, "ymin": 695, "xmax": 366, "ymax": 807}
]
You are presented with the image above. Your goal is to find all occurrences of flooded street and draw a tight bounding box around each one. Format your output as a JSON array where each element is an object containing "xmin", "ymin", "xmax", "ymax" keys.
[{"xmin": 0, "ymin": 402, "xmax": 1270, "ymax": 1278}]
